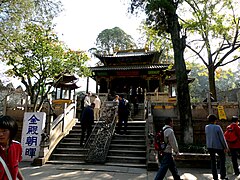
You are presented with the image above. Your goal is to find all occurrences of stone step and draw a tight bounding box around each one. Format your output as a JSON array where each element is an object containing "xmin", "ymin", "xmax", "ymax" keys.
[
  {"xmin": 67, "ymin": 129, "xmax": 145, "ymax": 137},
  {"xmin": 57, "ymin": 142, "xmax": 83, "ymax": 148},
  {"xmin": 108, "ymin": 149, "xmax": 146, "ymax": 157},
  {"xmin": 109, "ymin": 144, "xmax": 146, "ymax": 151},
  {"xmin": 53, "ymin": 147, "xmax": 88, "ymax": 154},
  {"xmin": 50, "ymin": 153, "xmax": 86, "ymax": 161},
  {"xmin": 112, "ymin": 134, "xmax": 145, "ymax": 140},
  {"xmin": 106, "ymin": 155, "xmax": 146, "ymax": 164},
  {"xmin": 104, "ymin": 162, "xmax": 146, "ymax": 168},
  {"xmin": 47, "ymin": 160, "xmax": 86, "ymax": 165}
]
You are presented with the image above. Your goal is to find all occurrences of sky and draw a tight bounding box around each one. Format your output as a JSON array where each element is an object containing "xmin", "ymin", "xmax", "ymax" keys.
[{"xmin": 54, "ymin": 0, "xmax": 144, "ymax": 52}]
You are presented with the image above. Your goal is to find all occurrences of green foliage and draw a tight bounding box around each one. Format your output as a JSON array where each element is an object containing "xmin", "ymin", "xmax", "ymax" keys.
[
  {"xmin": 140, "ymin": 24, "xmax": 174, "ymax": 63},
  {"xmin": 95, "ymin": 27, "xmax": 136, "ymax": 54},
  {"xmin": 0, "ymin": 0, "xmax": 62, "ymax": 52},
  {"xmin": 2, "ymin": 23, "xmax": 90, "ymax": 111},
  {"xmin": 187, "ymin": 61, "xmax": 240, "ymax": 102},
  {"xmin": 182, "ymin": 0, "xmax": 240, "ymax": 99},
  {"xmin": 187, "ymin": 61, "xmax": 209, "ymax": 102}
]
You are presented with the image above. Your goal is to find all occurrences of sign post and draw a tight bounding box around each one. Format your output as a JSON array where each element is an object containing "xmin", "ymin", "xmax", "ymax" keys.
[{"xmin": 21, "ymin": 112, "xmax": 46, "ymax": 161}]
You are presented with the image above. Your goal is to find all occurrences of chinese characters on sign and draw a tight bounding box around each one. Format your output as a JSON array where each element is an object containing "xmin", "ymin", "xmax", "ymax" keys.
[{"xmin": 21, "ymin": 112, "xmax": 46, "ymax": 161}]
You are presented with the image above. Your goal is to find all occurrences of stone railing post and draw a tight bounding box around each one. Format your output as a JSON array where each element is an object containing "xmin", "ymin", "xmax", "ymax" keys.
[{"xmin": 145, "ymin": 101, "xmax": 159, "ymax": 171}]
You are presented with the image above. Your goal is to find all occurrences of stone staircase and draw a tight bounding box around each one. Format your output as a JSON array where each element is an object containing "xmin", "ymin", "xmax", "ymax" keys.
[
  {"xmin": 105, "ymin": 103, "xmax": 147, "ymax": 168},
  {"xmin": 47, "ymin": 122, "xmax": 88, "ymax": 164},
  {"xmin": 47, "ymin": 103, "xmax": 147, "ymax": 168},
  {"xmin": 105, "ymin": 121, "xmax": 146, "ymax": 168}
]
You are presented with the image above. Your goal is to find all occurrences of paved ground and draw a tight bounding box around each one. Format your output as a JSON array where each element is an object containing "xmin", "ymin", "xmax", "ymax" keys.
[{"xmin": 19, "ymin": 162, "xmax": 240, "ymax": 180}]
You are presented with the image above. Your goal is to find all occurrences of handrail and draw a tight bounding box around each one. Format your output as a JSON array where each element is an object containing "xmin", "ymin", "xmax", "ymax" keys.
[
  {"xmin": 51, "ymin": 114, "xmax": 64, "ymax": 130},
  {"xmin": 83, "ymin": 96, "xmax": 107, "ymax": 149},
  {"xmin": 85, "ymin": 101, "xmax": 118, "ymax": 163},
  {"xmin": 33, "ymin": 102, "xmax": 77, "ymax": 165},
  {"xmin": 83, "ymin": 93, "xmax": 109, "ymax": 148}
]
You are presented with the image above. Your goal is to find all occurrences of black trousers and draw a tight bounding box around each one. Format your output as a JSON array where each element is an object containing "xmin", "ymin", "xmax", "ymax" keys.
[
  {"xmin": 208, "ymin": 148, "xmax": 227, "ymax": 180},
  {"xmin": 230, "ymin": 148, "xmax": 240, "ymax": 174},
  {"xmin": 80, "ymin": 123, "xmax": 92, "ymax": 145},
  {"xmin": 116, "ymin": 114, "xmax": 128, "ymax": 134}
]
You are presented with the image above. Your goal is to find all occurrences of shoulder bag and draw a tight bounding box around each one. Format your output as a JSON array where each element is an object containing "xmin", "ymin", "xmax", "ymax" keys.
[{"xmin": 0, "ymin": 156, "xmax": 13, "ymax": 180}]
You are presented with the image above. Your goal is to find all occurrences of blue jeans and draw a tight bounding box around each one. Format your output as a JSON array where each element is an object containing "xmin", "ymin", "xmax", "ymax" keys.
[
  {"xmin": 154, "ymin": 153, "xmax": 181, "ymax": 180},
  {"xmin": 208, "ymin": 148, "xmax": 227, "ymax": 180}
]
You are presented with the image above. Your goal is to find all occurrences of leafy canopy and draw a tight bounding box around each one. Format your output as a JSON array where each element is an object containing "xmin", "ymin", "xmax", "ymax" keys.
[
  {"xmin": 2, "ymin": 23, "xmax": 90, "ymax": 111},
  {"xmin": 95, "ymin": 27, "xmax": 136, "ymax": 55}
]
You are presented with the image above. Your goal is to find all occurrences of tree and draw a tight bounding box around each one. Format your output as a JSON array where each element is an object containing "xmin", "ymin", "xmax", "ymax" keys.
[
  {"xmin": 2, "ymin": 23, "xmax": 90, "ymax": 112},
  {"xmin": 140, "ymin": 24, "xmax": 174, "ymax": 63},
  {"xmin": 187, "ymin": 61, "xmax": 209, "ymax": 102},
  {"xmin": 129, "ymin": 0, "xmax": 193, "ymax": 144},
  {"xmin": 0, "ymin": 0, "xmax": 62, "ymax": 52},
  {"xmin": 95, "ymin": 27, "xmax": 137, "ymax": 55},
  {"xmin": 183, "ymin": 0, "xmax": 240, "ymax": 100},
  {"xmin": 187, "ymin": 61, "xmax": 239, "ymax": 102}
]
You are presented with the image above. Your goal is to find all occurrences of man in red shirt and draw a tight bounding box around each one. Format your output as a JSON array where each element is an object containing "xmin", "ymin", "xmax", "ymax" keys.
[
  {"xmin": 225, "ymin": 116, "xmax": 240, "ymax": 176},
  {"xmin": 0, "ymin": 115, "xmax": 24, "ymax": 180}
]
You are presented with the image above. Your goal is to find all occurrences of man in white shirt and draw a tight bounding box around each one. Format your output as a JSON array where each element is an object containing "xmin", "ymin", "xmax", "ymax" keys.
[
  {"xmin": 93, "ymin": 95, "xmax": 101, "ymax": 121},
  {"xmin": 84, "ymin": 92, "xmax": 92, "ymax": 108}
]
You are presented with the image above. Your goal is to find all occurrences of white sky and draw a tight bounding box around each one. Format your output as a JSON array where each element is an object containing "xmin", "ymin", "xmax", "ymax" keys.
[{"xmin": 54, "ymin": 0, "xmax": 144, "ymax": 52}]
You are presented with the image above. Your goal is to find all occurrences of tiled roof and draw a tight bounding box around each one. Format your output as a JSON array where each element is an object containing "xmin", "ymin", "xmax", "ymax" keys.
[
  {"xmin": 95, "ymin": 50, "xmax": 155, "ymax": 58},
  {"xmin": 90, "ymin": 64, "xmax": 169, "ymax": 71}
]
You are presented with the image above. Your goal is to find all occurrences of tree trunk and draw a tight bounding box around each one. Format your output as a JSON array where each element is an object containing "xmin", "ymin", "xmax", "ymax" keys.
[
  {"xmin": 208, "ymin": 65, "xmax": 217, "ymax": 100},
  {"xmin": 169, "ymin": 14, "xmax": 193, "ymax": 144}
]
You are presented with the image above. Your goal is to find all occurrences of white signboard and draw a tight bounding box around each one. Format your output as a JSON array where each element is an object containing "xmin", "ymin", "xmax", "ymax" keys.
[{"xmin": 21, "ymin": 112, "xmax": 46, "ymax": 161}]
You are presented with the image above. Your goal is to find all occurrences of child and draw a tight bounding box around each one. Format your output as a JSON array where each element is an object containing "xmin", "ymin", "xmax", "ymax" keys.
[{"xmin": 0, "ymin": 115, "xmax": 24, "ymax": 180}]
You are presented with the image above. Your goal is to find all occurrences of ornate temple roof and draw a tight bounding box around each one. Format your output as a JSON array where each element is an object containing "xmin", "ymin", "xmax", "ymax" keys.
[
  {"xmin": 94, "ymin": 49, "xmax": 162, "ymax": 65},
  {"xmin": 55, "ymin": 73, "xmax": 79, "ymax": 82},
  {"xmin": 91, "ymin": 64, "xmax": 169, "ymax": 71},
  {"xmin": 54, "ymin": 73, "xmax": 79, "ymax": 90}
]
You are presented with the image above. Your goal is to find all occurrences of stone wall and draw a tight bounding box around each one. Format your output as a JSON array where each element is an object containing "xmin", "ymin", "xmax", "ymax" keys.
[{"xmin": 153, "ymin": 102, "xmax": 239, "ymax": 145}]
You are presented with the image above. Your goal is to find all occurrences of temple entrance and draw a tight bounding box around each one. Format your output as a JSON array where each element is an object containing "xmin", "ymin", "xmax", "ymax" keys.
[{"xmin": 111, "ymin": 77, "xmax": 147, "ymax": 95}]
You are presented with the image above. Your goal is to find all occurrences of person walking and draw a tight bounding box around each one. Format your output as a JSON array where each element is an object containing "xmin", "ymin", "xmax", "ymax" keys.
[
  {"xmin": 80, "ymin": 103, "xmax": 95, "ymax": 147},
  {"xmin": 93, "ymin": 95, "xmax": 101, "ymax": 121},
  {"xmin": 0, "ymin": 115, "xmax": 24, "ymax": 180},
  {"xmin": 224, "ymin": 116, "xmax": 240, "ymax": 176},
  {"xmin": 154, "ymin": 117, "xmax": 182, "ymax": 180},
  {"xmin": 116, "ymin": 95, "xmax": 129, "ymax": 135},
  {"xmin": 205, "ymin": 114, "xmax": 229, "ymax": 180}
]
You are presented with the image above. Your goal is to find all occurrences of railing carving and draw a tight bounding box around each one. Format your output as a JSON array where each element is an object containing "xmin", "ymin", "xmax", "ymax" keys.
[{"xmin": 85, "ymin": 101, "xmax": 118, "ymax": 163}]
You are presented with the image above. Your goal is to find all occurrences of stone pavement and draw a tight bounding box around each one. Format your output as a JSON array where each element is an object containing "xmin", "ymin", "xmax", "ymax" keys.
[{"xmin": 19, "ymin": 162, "xmax": 240, "ymax": 180}]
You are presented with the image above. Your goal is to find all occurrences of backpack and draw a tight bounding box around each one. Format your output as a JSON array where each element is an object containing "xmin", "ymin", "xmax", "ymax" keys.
[
  {"xmin": 154, "ymin": 127, "xmax": 170, "ymax": 153},
  {"xmin": 224, "ymin": 126, "xmax": 238, "ymax": 143}
]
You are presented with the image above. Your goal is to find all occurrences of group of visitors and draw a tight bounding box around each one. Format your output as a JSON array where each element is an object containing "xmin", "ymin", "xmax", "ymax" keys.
[
  {"xmin": 205, "ymin": 114, "xmax": 240, "ymax": 180},
  {"xmin": 80, "ymin": 92, "xmax": 101, "ymax": 147},
  {"xmin": 154, "ymin": 114, "xmax": 240, "ymax": 180}
]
